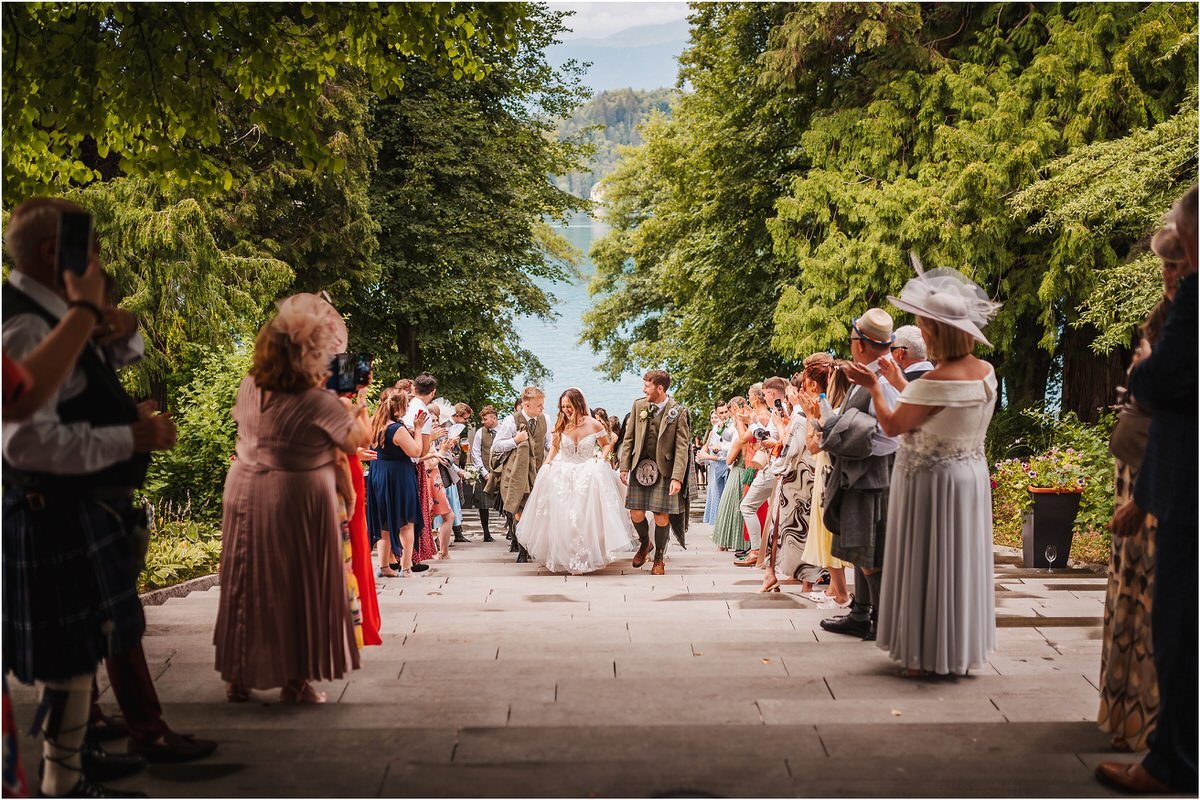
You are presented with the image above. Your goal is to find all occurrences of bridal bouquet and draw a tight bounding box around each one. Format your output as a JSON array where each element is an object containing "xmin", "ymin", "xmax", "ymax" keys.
[{"xmin": 461, "ymin": 465, "xmax": 482, "ymax": 484}]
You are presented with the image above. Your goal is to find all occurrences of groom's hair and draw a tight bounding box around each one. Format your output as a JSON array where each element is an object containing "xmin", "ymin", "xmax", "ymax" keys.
[
  {"xmin": 520, "ymin": 386, "xmax": 544, "ymax": 402},
  {"xmin": 414, "ymin": 372, "xmax": 438, "ymax": 396},
  {"xmin": 643, "ymin": 369, "xmax": 670, "ymax": 390}
]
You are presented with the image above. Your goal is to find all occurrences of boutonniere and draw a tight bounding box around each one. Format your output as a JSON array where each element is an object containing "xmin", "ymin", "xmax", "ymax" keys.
[{"xmin": 638, "ymin": 406, "xmax": 655, "ymax": 422}]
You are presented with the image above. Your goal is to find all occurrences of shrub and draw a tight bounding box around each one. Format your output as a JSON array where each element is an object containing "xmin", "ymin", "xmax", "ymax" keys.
[
  {"xmin": 142, "ymin": 346, "xmax": 251, "ymax": 521},
  {"xmin": 140, "ymin": 498, "xmax": 222, "ymax": 592},
  {"xmin": 990, "ymin": 407, "xmax": 1116, "ymax": 558}
]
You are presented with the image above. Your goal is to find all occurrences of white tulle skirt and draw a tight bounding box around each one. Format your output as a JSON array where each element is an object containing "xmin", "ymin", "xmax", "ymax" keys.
[{"xmin": 517, "ymin": 456, "xmax": 637, "ymax": 574}]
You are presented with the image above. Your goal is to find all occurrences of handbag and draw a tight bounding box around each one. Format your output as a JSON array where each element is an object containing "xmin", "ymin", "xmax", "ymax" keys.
[
  {"xmin": 749, "ymin": 448, "xmax": 771, "ymax": 471},
  {"xmin": 1109, "ymin": 395, "xmax": 1151, "ymax": 465}
]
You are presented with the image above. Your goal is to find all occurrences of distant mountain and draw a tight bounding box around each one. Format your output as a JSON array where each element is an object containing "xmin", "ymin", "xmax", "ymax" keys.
[
  {"xmin": 548, "ymin": 19, "xmax": 689, "ymax": 94},
  {"xmin": 553, "ymin": 87, "xmax": 678, "ymax": 200}
]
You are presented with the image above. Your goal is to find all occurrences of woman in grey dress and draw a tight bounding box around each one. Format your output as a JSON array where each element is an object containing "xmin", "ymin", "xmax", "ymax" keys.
[{"xmin": 844, "ymin": 266, "xmax": 1000, "ymax": 677}]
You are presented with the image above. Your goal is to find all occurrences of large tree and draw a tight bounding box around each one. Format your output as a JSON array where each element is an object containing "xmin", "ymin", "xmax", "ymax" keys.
[
  {"xmin": 353, "ymin": 3, "xmax": 590, "ymax": 407},
  {"xmin": 3, "ymin": 3, "xmax": 531, "ymax": 199},
  {"xmin": 587, "ymin": 2, "xmax": 1197, "ymax": 420}
]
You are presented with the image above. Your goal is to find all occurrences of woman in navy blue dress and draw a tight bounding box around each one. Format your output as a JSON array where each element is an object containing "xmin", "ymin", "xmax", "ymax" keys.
[{"xmin": 367, "ymin": 389, "xmax": 426, "ymax": 577}]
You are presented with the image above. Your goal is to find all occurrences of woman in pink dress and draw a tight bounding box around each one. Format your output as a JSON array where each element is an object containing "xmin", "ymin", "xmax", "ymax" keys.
[{"xmin": 215, "ymin": 294, "xmax": 371, "ymax": 704}]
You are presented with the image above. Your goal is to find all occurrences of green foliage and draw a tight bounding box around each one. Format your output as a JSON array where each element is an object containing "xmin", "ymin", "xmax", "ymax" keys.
[
  {"xmin": 4, "ymin": 3, "xmax": 532, "ymax": 198},
  {"xmin": 552, "ymin": 88, "xmax": 678, "ymax": 199},
  {"xmin": 354, "ymin": 3, "xmax": 590, "ymax": 408},
  {"xmin": 142, "ymin": 347, "xmax": 252, "ymax": 520},
  {"xmin": 989, "ymin": 407, "xmax": 1116, "ymax": 548},
  {"xmin": 66, "ymin": 179, "xmax": 292, "ymax": 397},
  {"xmin": 582, "ymin": 3, "xmax": 799, "ymax": 408},
  {"xmin": 139, "ymin": 499, "xmax": 222, "ymax": 593},
  {"xmin": 588, "ymin": 2, "xmax": 1197, "ymax": 421}
]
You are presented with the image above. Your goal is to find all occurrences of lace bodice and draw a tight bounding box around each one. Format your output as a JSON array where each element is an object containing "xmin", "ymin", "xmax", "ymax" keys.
[
  {"xmin": 896, "ymin": 366, "xmax": 998, "ymax": 472},
  {"xmin": 557, "ymin": 431, "xmax": 604, "ymax": 464}
]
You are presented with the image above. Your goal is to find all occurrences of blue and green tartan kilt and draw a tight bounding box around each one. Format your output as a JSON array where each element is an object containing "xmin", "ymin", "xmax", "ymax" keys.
[
  {"xmin": 625, "ymin": 474, "xmax": 686, "ymax": 515},
  {"xmin": 2, "ymin": 488, "xmax": 145, "ymax": 684}
]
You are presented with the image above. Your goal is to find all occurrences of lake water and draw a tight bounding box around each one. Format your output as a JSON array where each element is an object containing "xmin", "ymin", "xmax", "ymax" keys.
[{"xmin": 511, "ymin": 214, "xmax": 646, "ymax": 417}]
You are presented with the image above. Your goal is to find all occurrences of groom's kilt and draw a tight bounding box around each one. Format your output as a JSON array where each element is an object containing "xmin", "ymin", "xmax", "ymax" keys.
[
  {"xmin": 2, "ymin": 487, "xmax": 145, "ymax": 684},
  {"xmin": 625, "ymin": 474, "xmax": 685, "ymax": 515}
]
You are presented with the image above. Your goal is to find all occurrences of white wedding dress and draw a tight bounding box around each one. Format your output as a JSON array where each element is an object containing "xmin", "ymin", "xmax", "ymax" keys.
[{"xmin": 516, "ymin": 431, "xmax": 636, "ymax": 574}]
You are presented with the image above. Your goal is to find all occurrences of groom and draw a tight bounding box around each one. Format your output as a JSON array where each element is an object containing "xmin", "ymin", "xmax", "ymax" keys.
[
  {"xmin": 619, "ymin": 370, "xmax": 692, "ymax": 575},
  {"xmin": 491, "ymin": 386, "xmax": 551, "ymax": 563}
]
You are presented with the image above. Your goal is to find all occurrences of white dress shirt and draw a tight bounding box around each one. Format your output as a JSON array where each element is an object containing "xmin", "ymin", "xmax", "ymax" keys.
[
  {"xmin": 402, "ymin": 396, "xmax": 434, "ymax": 463},
  {"xmin": 471, "ymin": 424, "xmax": 497, "ymax": 476},
  {"xmin": 844, "ymin": 358, "xmax": 901, "ymax": 457},
  {"xmin": 2, "ymin": 271, "xmax": 145, "ymax": 475},
  {"xmin": 491, "ymin": 412, "xmax": 552, "ymax": 455}
]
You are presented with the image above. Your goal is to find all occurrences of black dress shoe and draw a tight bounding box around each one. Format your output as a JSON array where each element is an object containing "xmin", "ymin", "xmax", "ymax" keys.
[
  {"xmin": 453, "ymin": 530, "xmax": 468, "ymax": 543},
  {"xmin": 482, "ymin": 534, "xmax": 495, "ymax": 543},
  {"xmin": 515, "ymin": 547, "xmax": 530, "ymax": 564},
  {"xmin": 87, "ymin": 714, "xmax": 130, "ymax": 744},
  {"xmin": 862, "ymin": 623, "xmax": 877, "ymax": 642},
  {"xmin": 128, "ymin": 732, "xmax": 217, "ymax": 763},
  {"xmin": 509, "ymin": 538, "xmax": 519, "ymax": 552},
  {"xmin": 819, "ymin": 615, "xmax": 871, "ymax": 638},
  {"xmin": 83, "ymin": 741, "xmax": 147, "ymax": 782},
  {"xmin": 48, "ymin": 778, "xmax": 147, "ymax": 798}
]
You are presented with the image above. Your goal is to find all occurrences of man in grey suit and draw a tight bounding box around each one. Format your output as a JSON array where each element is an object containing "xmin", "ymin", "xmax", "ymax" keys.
[{"xmin": 816, "ymin": 308, "xmax": 901, "ymax": 641}]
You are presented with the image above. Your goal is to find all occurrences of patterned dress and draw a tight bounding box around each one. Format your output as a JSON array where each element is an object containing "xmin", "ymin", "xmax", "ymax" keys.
[{"xmin": 1097, "ymin": 461, "xmax": 1159, "ymax": 750}]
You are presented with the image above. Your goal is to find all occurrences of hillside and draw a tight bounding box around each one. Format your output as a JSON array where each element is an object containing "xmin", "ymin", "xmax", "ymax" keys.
[
  {"xmin": 546, "ymin": 19, "xmax": 688, "ymax": 93},
  {"xmin": 554, "ymin": 87, "xmax": 678, "ymax": 200}
]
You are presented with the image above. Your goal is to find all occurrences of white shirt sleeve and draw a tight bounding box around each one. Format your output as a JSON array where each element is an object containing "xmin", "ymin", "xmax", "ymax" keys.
[
  {"xmin": 2, "ymin": 313, "xmax": 135, "ymax": 474},
  {"xmin": 491, "ymin": 415, "xmax": 519, "ymax": 454},
  {"xmin": 544, "ymin": 421, "xmax": 553, "ymax": 453},
  {"xmin": 471, "ymin": 428, "xmax": 487, "ymax": 475},
  {"xmin": 867, "ymin": 378, "xmax": 902, "ymax": 457}
]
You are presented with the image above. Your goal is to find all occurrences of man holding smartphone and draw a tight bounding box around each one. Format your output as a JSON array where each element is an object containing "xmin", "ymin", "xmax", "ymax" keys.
[
  {"xmin": 2, "ymin": 198, "xmax": 214, "ymax": 797},
  {"xmin": 734, "ymin": 376, "xmax": 791, "ymax": 568}
]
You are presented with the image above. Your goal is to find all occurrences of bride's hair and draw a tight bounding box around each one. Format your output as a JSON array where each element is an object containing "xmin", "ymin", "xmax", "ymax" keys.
[{"xmin": 553, "ymin": 388, "xmax": 590, "ymax": 449}]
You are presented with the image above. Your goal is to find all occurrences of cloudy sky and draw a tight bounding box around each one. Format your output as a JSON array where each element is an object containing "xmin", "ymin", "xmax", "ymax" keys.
[{"xmin": 548, "ymin": 1, "xmax": 691, "ymax": 40}]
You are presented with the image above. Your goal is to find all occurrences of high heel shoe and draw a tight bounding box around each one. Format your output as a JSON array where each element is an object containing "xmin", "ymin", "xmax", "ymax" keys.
[{"xmin": 757, "ymin": 577, "xmax": 781, "ymax": 594}]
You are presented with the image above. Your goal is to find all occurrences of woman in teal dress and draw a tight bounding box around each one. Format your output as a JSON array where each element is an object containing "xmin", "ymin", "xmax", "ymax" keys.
[{"xmin": 712, "ymin": 396, "xmax": 752, "ymax": 550}]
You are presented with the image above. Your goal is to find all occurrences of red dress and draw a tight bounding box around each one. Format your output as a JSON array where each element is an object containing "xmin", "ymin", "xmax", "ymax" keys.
[{"xmin": 346, "ymin": 454, "xmax": 381, "ymax": 646}]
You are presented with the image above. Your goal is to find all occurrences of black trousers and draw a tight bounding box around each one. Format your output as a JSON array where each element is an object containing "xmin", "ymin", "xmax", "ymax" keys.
[{"xmin": 1143, "ymin": 513, "xmax": 1198, "ymax": 791}]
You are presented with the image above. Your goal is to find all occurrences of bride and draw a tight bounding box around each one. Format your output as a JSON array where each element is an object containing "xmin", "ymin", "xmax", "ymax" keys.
[{"xmin": 516, "ymin": 388, "xmax": 636, "ymax": 574}]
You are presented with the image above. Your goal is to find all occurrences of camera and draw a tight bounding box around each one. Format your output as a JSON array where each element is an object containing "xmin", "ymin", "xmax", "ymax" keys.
[
  {"xmin": 326, "ymin": 352, "xmax": 373, "ymax": 393},
  {"xmin": 752, "ymin": 428, "xmax": 771, "ymax": 441},
  {"xmin": 773, "ymin": 399, "xmax": 785, "ymax": 413}
]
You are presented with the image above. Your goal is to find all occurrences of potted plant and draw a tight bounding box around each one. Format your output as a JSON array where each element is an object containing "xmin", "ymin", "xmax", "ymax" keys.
[{"xmin": 1017, "ymin": 449, "xmax": 1087, "ymax": 569}]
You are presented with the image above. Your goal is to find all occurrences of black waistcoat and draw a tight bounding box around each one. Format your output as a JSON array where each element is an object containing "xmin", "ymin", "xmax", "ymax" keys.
[{"xmin": 2, "ymin": 282, "xmax": 150, "ymax": 491}]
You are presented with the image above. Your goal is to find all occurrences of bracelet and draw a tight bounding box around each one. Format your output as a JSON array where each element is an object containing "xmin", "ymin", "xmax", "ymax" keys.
[{"xmin": 67, "ymin": 300, "xmax": 104, "ymax": 323}]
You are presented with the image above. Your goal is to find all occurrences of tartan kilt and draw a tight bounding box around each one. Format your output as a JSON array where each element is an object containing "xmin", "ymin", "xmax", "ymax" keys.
[
  {"xmin": 625, "ymin": 474, "xmax": 686, "ymax": 515},
  {"xmin": 2, "ymin": 488, "xmax": 144, "ymax": 684},
  {"xmin": 476, "ymin": 478, "xmax": 497, "ymax": 510}
]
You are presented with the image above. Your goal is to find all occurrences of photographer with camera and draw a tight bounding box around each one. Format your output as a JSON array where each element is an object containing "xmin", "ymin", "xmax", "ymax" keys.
[
  {"xmin": 2, "ymin": 198, "xmax": 187, "ymax": 797},
  {"xmin": 734, "ymin": 377, "xmax": 791, "ymax": 568},
  {"xmin": 214, "ymin": 293, "xmax": 371, "ymax": 706}
]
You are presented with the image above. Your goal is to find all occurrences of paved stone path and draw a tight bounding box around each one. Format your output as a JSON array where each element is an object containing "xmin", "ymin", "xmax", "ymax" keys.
[{"xmin": 14, "ymin": 496, "xmax": 1146, "ymax": 797}]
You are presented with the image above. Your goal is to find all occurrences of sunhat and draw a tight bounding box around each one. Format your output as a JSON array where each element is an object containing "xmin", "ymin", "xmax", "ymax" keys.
[
  {"xmin": 851, "ymin": 308, "xmax": 894, "ymax": 346},
  {"xmin": 887, "ymin": 254, "xmax": 1000, "ymax": 347}
]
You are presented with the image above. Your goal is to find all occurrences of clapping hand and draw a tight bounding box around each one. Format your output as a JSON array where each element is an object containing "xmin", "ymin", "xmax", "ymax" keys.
[
  {"xmin": 357, "ymin": 447, "xmax": 378, "ymax": 462},
  {"xmin": 843, "ymin": 362, "xmax": 877, "ymax": 388},
  {"xmin": 413, "ymin": 410, "xmax": 429, "ymax": 429},
  {"xmin": 797, "ymin": 388, "xmax": 820, "ymax": 419},
  {"xmin": 877, "ymin": 356, "xmax": 904, "ymax": 388}
]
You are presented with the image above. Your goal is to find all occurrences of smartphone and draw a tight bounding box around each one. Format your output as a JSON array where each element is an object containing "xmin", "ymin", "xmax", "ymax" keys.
[
  {"xmin": 353, "ymin": 353, "xmax": 373, "ymax": 387},
  {"xmin": 773, "ymin": 398, "xmax": 785, "ymax": 413},
  {"xmin": 326, "ymin": 353, "xmax": 356, "ymax": 393},
  {"xmin": 56, "ymin": 212, "xmax": 93, "ymax": 277}
]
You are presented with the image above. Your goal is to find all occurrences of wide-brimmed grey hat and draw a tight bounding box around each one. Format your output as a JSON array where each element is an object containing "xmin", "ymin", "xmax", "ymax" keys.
[{"xmin": 887, "ymin": 257, "xmax": 1000, "ymax": 347}]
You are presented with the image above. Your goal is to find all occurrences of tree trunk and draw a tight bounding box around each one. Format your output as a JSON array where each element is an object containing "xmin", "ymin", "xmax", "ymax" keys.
[
  {"xmin": 995, "ymin": 310, "xmax": 1053, "ymax": 412},
  {"xmin": 1060, "ymin": 323, "xmax": 1127, "ymax": 423},
  {"xmin": 395, "ymin": 317, "xmax": 421, "ymax": 377}
]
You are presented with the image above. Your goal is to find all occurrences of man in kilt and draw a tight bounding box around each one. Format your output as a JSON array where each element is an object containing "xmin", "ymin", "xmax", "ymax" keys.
[
  {"xmin": 491, "ymin": 387, "xmax": 551, "ymax": 563},
  {"xmin": 618, "ymin": 370, "xmax": 692, "ymax": 575},
  {"xmin": 1, "ymin": 198, "xmax": 189, "ymax": 796},
  {"xmin": 470, "ymin": 405, "xmax": 501, "ymax": 542}
]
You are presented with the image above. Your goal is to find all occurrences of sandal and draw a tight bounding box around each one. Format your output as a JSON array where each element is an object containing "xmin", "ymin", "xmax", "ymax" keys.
[
  {"xmin": 280, "ymin": 682, "xmax": 327, "ymax": 704},
  {"xmin": 733, "ymin": 550, "xmax": 760, "ymax": 567},
  {"xmin": 377, "ymin": 568, "xmax": 400, "ymax": 578},
  {"xmin": 226, "ymin": 683, "xmax": 251, "ymax": 703}
]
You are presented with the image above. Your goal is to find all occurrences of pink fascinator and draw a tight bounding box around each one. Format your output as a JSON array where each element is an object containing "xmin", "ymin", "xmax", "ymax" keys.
[{"xmin": 269, "ymin": 293, "xmax": 348, "ymax": 378}]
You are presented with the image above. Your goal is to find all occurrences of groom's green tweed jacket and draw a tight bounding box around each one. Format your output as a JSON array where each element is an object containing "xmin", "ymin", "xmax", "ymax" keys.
[{"xmin": 618, "ymin": 396, "xmax": 691, "ymax": 484}]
